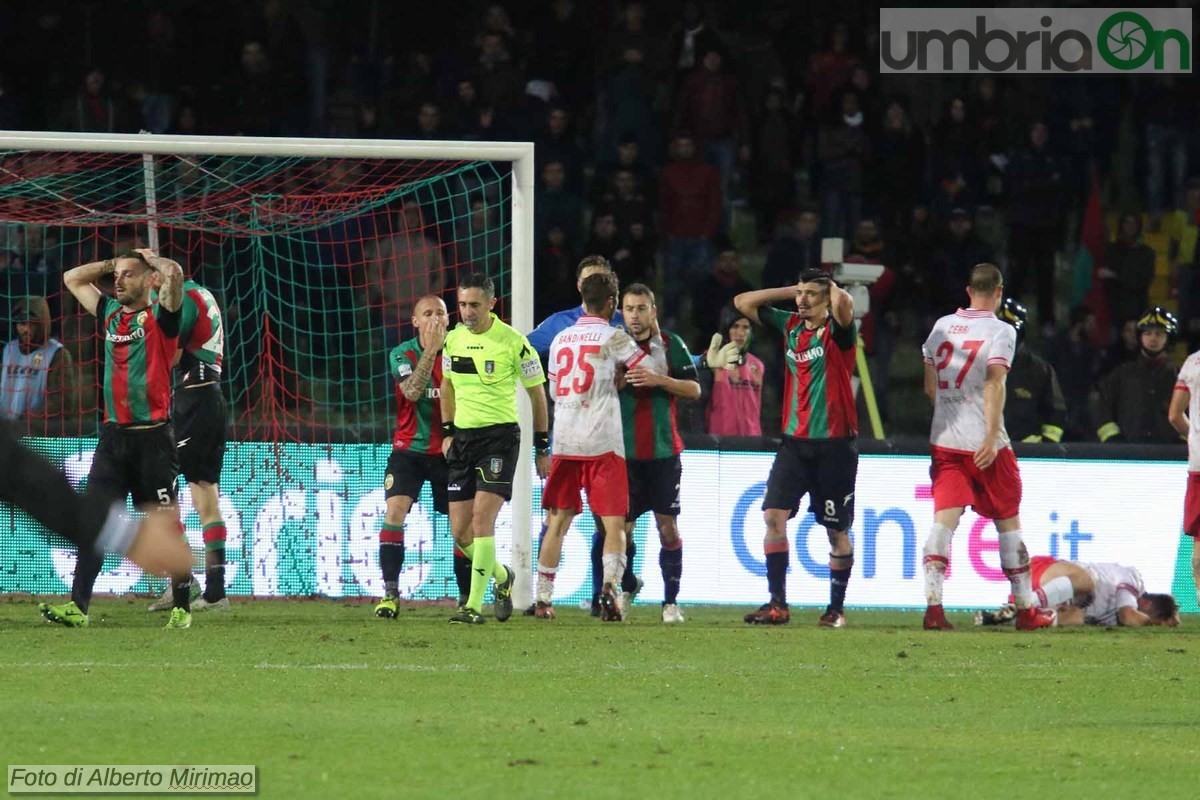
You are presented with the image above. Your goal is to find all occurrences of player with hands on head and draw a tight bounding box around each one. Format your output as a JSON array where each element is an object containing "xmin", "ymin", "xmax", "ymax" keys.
[{"xmin": 735, "ymin": 268, "xmax": 860, "ymax": 628}]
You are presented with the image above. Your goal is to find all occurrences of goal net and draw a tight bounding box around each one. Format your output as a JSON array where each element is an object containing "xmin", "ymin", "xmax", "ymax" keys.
[{"xmin": 0, "ymin": 132, "xmax": 536, "ymax": 605}]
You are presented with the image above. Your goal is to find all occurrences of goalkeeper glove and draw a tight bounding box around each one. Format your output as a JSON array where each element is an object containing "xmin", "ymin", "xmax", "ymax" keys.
[{"xmin": 704, "ymin": 334, "xmax": 741, "ymax": 370}]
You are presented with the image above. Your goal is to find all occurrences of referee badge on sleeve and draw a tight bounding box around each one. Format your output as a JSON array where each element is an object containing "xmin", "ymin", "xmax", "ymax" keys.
[{"xmin": 485, "ymin": 360, "xmax": 495, "ymax": 374}]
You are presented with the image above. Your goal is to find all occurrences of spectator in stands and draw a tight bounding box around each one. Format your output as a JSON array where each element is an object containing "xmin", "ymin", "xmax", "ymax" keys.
[
  {"xmin": 1100, "ymin": 212, "xmax": 1156, "ymax": 329},
  {"xmin": 447, "ymin": 78, "xmax": 492, "ymax": 141},
  {"xmin": 806, "ymin": 22, "xmax": 859, "ymax": 124},
  {"xmin": 751, "ymin": 86, "xmax": 798, "ymax": 235},
  {"xmin": 970, "ymin": 77, "xmax": 1011, "ymax": 174},
  {"xmin": 1139, "ymin": 75, "xmax": 1189, "ymax": 214},
  {"xmin": 227, "ymin": 40, "xmax": 281, "ymax": 135},
  {"xmin": 56, "ymin": 68, "xmax": 121, "ymax": 133},
  {"xmin": 584, "ymin": 210, "xmax": 629, "ymax": 276},
  {"xmin": 535, "ymin": 226, "xmax": 576, "ymax": 319},
  {"xmin": 363, "ymin": 197, "xmax": 445, "ymax": 346},
  {"xmin": 1049, "ymin": 305, "xmax": 1101, "ymax": 440},
  {"xmin": 701, "ymin": 307, "xmax": 763, "ymax": 437},
  {"xmin": 449, "ymin": 193, "xmax": 506, "ymax": 286},
  {"xmin": 761, "ymin": 206, "xmax": 821, "ymax": 291},
  {"xmin": 531, "ymin": 0, "xmax": 591, "ymax": 111},
  {"xmin": 536, "ymin": 106, "xmax": 585, "ymax": 195},
  {"xmin": 1006, "ymin": 120, "xmax": 1068, "ymax": 332},
  {"xmin": 1095, "ymin": 307, "xmax": 1179, "ymax": 443},
  {"xmin": 597, "ymin": 169, "xmax": 656, "ymax": 287},
  {"xmin": 672, "ymin": 46, "xmax": 749, "ymax": 205},
  {"xmin": 1176, "ymin": 179, "xmax": 1200, "ymax": 350},
  {"xmin": 691, "ymin": 245, "xmax": 752, "ymax": 352},
  {"xmin": 535, "ymin": 160, "xmax": 584, "ymax": 258},
  {"xmin": 844, "ymin": 65, "xmax": 880, "ymax": 132},
  {"xmin": 411, "ymin": 100, "xmax": 445, "ymax": 140},
  {"xmin": 597, "ymin": 33, "xmax": 660, "ymax": 166},
  {"xmin": 871, "ymin": 99, "xmax": 926, "ymax": 242},
  {"xmin": 659, "ymin": 132, "xmax": 721, "ymax": 321},
  {"xmin": 927, "ymin": 207, "xmax": 994, "ymax": 317},
  {"xmin": 599, "ymin": 168, "xmax": 653, "ymax": 248},
  {"xmin": 1, "ymin": 296, "xmax": 73, "ymax": 436},
  {"xmin": 928, "ymin": 96, "xmax": 981, "ymax": 221},
  {"xmin": 816, "ymin": 90, "xmax": 869, "ymax": 238},
  {"xmin": 593, "ymin": 133, "xmax": 656, "ymax": 205},
  {"xmin": 1098, "ymin": 317, "xmax": 1140, "ymax": 379},
  {"xmin": 476, "ymin": 30, "xmax": 524, "ymax": 113},
  {"xmin": 664, "ymin": 1, "xmax": 725, "ymax": 88}
]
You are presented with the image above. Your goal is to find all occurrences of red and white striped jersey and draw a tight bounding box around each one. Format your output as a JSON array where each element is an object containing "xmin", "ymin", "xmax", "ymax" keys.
[
  {"xmin": 548, "ymin": 316, "xmax": 646, "ymax": 458},
  {"xmin": 922, "ymin": 309, "xmax": 1015, "ymax": 452}
]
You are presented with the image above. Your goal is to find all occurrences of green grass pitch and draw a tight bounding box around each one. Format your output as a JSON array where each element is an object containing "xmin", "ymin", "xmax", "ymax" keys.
[{"xmin": 2, "ymin": 599, "xmax": 1198, "ymax": 799}]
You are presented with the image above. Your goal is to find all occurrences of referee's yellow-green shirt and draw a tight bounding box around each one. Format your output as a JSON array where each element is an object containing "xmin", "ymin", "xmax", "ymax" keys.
[{"xmin": 442, "ymin": 314, "xmax": 545, "ymax": 429}]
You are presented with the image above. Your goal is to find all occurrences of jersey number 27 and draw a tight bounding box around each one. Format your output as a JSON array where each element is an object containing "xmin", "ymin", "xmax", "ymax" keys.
[{"xmin": 934, "ymin": 340, "xmax": 983, "ymax": 390}]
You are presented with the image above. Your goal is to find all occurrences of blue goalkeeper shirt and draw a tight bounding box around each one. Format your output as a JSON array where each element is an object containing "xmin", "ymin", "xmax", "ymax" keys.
[
  {"xmin": 528, "ymin": 305, "xmax": 702, "ymax": 367},
  {"xmin": 528, "ymin": 305, "xmax": 625, "ymax": 358}
]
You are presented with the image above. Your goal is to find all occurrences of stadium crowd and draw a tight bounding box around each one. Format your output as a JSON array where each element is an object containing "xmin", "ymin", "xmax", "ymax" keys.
[{"xmin": 1, "ymin": 0, "xmax": 1199, "ymax": 443}]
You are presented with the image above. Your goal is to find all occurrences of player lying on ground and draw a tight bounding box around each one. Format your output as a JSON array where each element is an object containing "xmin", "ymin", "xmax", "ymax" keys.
[{"xmin": 976, "ymin": 556, "xmax": 1179, "ymax": 628}]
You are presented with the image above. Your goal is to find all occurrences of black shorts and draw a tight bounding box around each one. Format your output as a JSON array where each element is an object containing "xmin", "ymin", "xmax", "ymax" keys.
[
  {"xmin": 88, "ymin": 423, "xmax": 179, "ymax": 507},
  {"xmin": 173, "ymin": 385, "xmax": 227, "ymax": 485},
  {"xmin": 762, "ymin": 436, "xmax": 858, "ymax": 530},
  {"xmin": 446, "ymin": 423, "xmax": 521, "ymax": 503},
  {"xmin": 626, "ymin": 456, "xmax": 682, "ymax": 521},
  {"xmin": 385, "ymin": 449, "xmax": 449, "ymax": 514}
]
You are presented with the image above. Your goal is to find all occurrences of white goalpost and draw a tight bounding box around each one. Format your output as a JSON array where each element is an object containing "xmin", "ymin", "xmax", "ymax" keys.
[{"xmin": 0, "ymin": 130, "xmax": 538, "ymax": 609}]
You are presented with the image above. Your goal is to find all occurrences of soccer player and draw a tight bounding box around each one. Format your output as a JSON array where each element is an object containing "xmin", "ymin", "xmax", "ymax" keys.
[
  {"xmin": 527, "ymin": 255, "xmax": 628, "ymax": 616},
  {"xmin": 147, "ymin": 276, "xmax": 230, "ymax": 613},
  {"xmin": 1168, "ymin": 340, "xmax": 1200, "ymax": 606},
  {"xmin": 440, "ymin": 273, "xmax": 550, "ymax": 624},
  {"xmin": 919, "ymin": 263, "xmax": 1057, "ymax": 631},
  {"xmin": 618, "ymin": 284, "xmax": 701, "ymax": 623},
  {"xmin": 529, "ymin": 256, "xmax": 738, "ymax": 616},
  {"xmin": 735, "ymin": 269, "xmax": 859, "ymax": 628},
  {"xmin": 1, "ymin": 295, "xmax": 73, "ymax": 435},
  {"xmin": 535, "ymin": 272, "xmax": 652, "ymax": 620},
  {"xmin": 0, "ymin": 418, "xmax": 191, "ymax": 579},
  {"xmin": 976, "ymin": 556, "xmax": 1179, "ymax": 628},
  {"xmin": 373, "ymin": 295, "xmax": 472, "ymax": 617},
  {"xmin": 42, "ymin": 248, "xmax": 194, "ymax": 629}
]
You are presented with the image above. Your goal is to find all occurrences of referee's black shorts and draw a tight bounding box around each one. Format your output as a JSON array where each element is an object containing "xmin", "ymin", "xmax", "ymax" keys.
[{"xmin": 445, "ymin": 423, "xmax": 521, "ymax": 502}]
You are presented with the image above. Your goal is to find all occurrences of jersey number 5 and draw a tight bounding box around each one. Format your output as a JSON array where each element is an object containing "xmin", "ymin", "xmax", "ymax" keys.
[
  {"xmin": 555, "ymin": 345, "xmax": 600, "ymax": 396},
  {"xmin": 934, "ymin": 340, "xmax": 983, "ymax": 389}
]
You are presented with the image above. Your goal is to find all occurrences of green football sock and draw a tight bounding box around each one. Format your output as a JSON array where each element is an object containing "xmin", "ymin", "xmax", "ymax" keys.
[
  {"xmin": 467, "ymin": 537, "xmax": 495, "ymax": 612},
  {"xmin": 493, "ymin": 560, "xmax": 508, "ymax": 583}
]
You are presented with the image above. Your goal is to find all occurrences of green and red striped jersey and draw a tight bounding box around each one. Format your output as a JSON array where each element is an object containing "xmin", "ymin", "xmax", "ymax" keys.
[
  {"xmin": 759, "ymin": 306, "xmax": 857, "ymax": 439},
  {"xmin": 177, "ymin": 280, "xmax": 224, "ymax": 388},
  {"xmin": 390, "ymin": 336, "xmax": 444, "ymax": 454},
  {"xmin": 99, "ymin": 296, "xmax": 180, "ymax": 425},
  {"xmin": 619, "ymin": 330, "xmax": 696, "ymax": 460}
]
